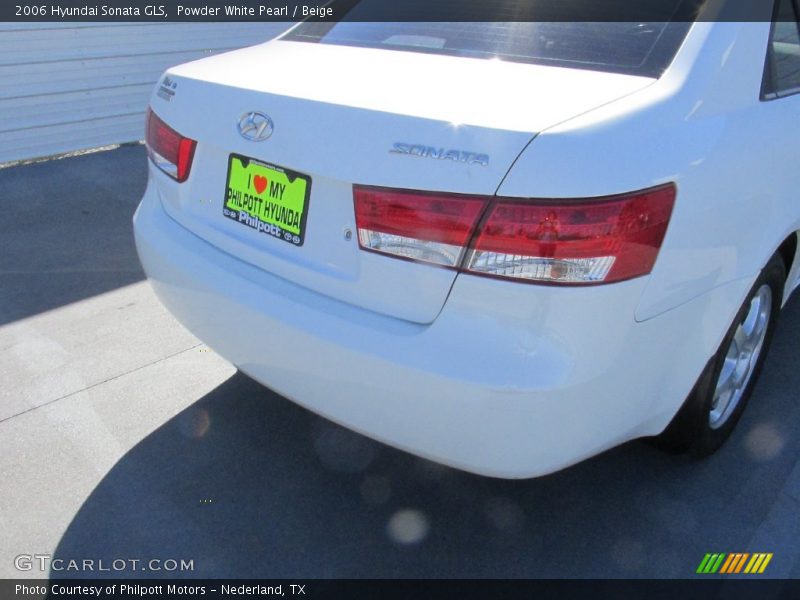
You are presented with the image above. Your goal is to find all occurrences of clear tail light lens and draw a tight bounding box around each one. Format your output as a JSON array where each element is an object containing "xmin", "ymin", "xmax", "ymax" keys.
[
  {"xmin": 354, "ymin": 183, "xmax": 675, "ymax": 285},
  {"xmin": 145, "ymin": 108, "xmax": 196, "ymax": 182}
]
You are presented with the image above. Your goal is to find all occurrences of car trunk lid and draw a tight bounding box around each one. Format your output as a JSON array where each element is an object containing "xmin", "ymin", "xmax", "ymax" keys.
[{"xmin": 151, "ymin": 40, "xmax": 653, "ymax": 324}]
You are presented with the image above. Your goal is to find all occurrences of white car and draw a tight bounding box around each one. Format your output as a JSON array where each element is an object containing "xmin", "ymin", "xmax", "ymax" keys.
[{"xmin": 133, "ymin": 3, "xmax": 800, "ymax": 478}]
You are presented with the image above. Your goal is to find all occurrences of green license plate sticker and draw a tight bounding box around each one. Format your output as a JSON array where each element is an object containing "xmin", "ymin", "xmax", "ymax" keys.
[{"xmin": 223, "ymin": 154, "xmax": 311, "ymax": 246}]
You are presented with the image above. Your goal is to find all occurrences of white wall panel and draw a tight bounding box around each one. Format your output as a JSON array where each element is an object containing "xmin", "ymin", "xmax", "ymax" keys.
[{"xmin": 0, "ymin": 23, "xmax": 289, "ymax": 163}]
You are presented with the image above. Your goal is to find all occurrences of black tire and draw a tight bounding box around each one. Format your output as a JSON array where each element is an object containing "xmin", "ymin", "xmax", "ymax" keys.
[{"xmin": 655, "ymin": 253, "xmax": 785, "ymax": 456}]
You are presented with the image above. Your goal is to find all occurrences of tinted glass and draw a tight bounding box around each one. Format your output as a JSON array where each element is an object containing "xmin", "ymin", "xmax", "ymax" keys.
[
  {"xmin": 282, "ymin": 1, "xmax": 698, "ymax": 77},
  {"xmin": 765, "ymin": 0, "xmax": 800, "ymax": 96}
]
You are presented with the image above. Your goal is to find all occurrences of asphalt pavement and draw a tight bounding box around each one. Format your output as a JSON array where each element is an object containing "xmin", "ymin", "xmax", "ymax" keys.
[{"xmin": 1, "ymin": 145, "xmax": 799, "ymax": 579}]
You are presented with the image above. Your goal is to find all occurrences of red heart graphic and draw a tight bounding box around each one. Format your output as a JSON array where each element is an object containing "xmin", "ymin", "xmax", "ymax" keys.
[{"xmin": 253, "ymin": 175, "xmax": 268, "ymax": 194}]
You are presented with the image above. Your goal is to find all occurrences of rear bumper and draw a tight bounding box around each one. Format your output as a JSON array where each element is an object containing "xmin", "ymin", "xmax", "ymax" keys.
[{"xmin": 134, "ymin": 180, "xmax": 750, "ymax": 478}]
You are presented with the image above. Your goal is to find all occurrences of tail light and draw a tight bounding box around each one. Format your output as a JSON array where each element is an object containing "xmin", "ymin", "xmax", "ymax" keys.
[
  {"xmin": 354, "ymin": 187, "xmax": 486, "ymax": 268},
  {"xmin": 354, "ymin": 184, "xmax": 675, "ymax": 285},
  {"xmin": 145, "ymin": 108, "xmax": 196, "ymax": 182}
]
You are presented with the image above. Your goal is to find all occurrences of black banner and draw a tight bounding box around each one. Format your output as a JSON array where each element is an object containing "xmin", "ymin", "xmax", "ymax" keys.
[
  {"xmin": 3, "ymin": 579, "xmax": 800, "ymax": 600},
  {"xmin": 0, "ymin": 0, "xmax": 786, "ymax": 23}
]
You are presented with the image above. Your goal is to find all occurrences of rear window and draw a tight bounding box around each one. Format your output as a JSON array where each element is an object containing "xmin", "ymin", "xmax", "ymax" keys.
[{"xmin": 281, "ymin": 1, "xmax": 701, "ymax": 77}]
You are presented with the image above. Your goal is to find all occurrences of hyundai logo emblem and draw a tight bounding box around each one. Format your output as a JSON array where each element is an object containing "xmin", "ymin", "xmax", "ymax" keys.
[{"xmin": 237, "ymin": 111, "xmax": 274, "ymax": 141}]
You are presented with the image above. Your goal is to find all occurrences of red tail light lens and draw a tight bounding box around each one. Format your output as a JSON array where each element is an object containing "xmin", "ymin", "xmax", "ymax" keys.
[
  {"xmin": 145, "ymin": 108, "xmax": 196, "ymax": 182},
  {"xmin": 466, "ymin": 184, "xmax": 675, "ymax": 284},
  {"xmin": 354, "ymin": 183, "xmax": 675, "ymax": 285},
  {"xmin": 354, "ymin": 187, "xmax": 487, "ymax": 267}
]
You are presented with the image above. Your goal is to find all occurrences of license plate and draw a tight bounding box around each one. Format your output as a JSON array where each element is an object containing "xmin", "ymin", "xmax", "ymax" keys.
[{"xmin": 222, "ymin": 153, "xmax": 311, "ymax": 246}]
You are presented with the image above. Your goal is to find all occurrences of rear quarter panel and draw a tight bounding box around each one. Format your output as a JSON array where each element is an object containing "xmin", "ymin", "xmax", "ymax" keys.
[{"xmin": 498, "ymin": 22, "xmax": 800, "ymax": 329}]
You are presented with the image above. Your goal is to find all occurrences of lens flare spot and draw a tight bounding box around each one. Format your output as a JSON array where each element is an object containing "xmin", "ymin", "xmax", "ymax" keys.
[
  {"xmin": 177, "ymin": 407, "xmax": 210, "ymax": 439},
  {"xmin": 387, "ymin": 509, "xmax": 429, "ymax": 545},
  {"xmin": 485, "ymin": 497, "xmax": 525, "ymax": 532},
  {"xmin": 312, "ymin": 423, "xmax": 377, "ymax": 473},
  {"xmin": 360, "ymin": 475, "xmax": 392, "ymax": 505},
  {"xmin": 744, "ymin": 422, "xmax": 785, "ymax": 461}
]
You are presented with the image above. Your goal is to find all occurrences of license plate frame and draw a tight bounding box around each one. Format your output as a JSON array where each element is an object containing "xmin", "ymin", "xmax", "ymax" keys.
[{"xmin": 222, "ymin": 153, "xmax": 311, "ymax": 247}]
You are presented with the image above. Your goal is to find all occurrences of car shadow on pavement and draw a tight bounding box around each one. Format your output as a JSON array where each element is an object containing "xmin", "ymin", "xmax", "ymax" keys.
[
  {"xmin": 0, "ymin": 145, "xmax": 147, "ymax": 326},
  {"xmin": 51, "ymin": 294, "xmax": 800, "ymax": 579}
]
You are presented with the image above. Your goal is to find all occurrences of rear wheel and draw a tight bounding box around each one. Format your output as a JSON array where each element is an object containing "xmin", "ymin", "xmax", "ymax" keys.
[{"xmin": 656, "ymin": 254, "xmax": 784, "ymax": 456}]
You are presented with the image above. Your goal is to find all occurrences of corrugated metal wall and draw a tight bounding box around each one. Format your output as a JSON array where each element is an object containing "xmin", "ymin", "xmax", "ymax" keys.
[{"xmin": 0, "ymin": 23, "xmax": 289, "ymax": 163}]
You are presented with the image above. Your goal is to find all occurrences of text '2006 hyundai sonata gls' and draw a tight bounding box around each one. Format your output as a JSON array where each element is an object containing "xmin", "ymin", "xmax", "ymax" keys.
[{"xmin": 133, "ymin": 1, "xmax": 800, "ymax": 478}]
